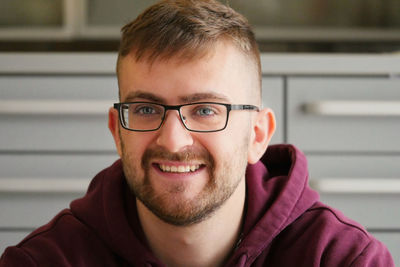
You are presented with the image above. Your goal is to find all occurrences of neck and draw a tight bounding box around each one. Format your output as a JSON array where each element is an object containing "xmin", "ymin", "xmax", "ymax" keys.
[{"xmin": 137, "ymin": 178, "xmax": 246, "ymax": 267}]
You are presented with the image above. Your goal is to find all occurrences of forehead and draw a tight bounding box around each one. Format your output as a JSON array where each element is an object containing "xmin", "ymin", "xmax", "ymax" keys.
[{"xmin": 117, "ymin": 42, "xmax": 257, "ymax": 104}]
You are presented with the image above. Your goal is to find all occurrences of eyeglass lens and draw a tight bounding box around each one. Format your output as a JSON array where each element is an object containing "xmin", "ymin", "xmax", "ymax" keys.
[{"xmin": 121, "ymin": 103, "xmax": 228, "ymax": 131}]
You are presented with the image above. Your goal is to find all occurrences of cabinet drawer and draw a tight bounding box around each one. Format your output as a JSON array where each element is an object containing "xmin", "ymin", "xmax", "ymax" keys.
[
  {"xmin": 0, "ymin": 75, "xmax": 117, "ymax": 101},
  {"xmin": 0, "ymin": 75, "xmax": 118, "ymax": 151},
  {"xmin": 0, "ymin": 192, "xmax": 84, "ymax": 228},
  {"xmin": 262, "ymin": 77, "xmax": 284, "ymax": 144},
  {"xmin": 307, "ymin": 154, "xmax": 400, "ymax": 180},
  {"xmin": 287, "ymin": 77, "xmax": 400, "ymax": 152},
  {"xmin": 317, "ymin": 193, "xmax": 400, "ymax": 229},
  {"xmin": 307, "ymin": 155, "xmax": 400, "ymax": 229},
  {"xmin": 0, "ymin": 154, "xmax": 118, "ymax": 228},
  {"xmin": 0, "ymin": 153, "xmax": 118, "ymax": 179}
]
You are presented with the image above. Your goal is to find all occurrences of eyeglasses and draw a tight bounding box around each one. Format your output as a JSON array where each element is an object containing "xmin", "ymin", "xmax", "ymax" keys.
[{"xmin": 113, "ymin": 102, "xmax": 259, "ymax": 133}]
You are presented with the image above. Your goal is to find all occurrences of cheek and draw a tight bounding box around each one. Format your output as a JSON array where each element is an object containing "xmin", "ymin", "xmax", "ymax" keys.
[
  {"xmin": 222, "ymin": 119, "xmax": 252, "ymax": 156},
  {"xmin": 226, "ymin": 116, "xmax": 252, "ymax": 140},
  {"xmin": 120, "ymin": 132, "xmax": 154, "ymax": 160},
  {"xmin": 201, "ymin": 133, "xmax": 245, "ymax": 164}
]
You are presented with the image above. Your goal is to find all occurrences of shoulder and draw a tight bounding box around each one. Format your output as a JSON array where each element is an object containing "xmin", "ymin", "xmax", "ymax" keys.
[
  {"xmin": 303, "ymin": 203, "xmax": 394, "ymax": 266},
  {"xmin": 267, "ymin": 202, "xmax": 394, "ymax": 266},
  {"xmin": 305, "ymin": 202, "xmax": 370, "ymax": 240},
  {"xmin": 0, "ymin": 209, "xmax": 116, "ymax": 267}
]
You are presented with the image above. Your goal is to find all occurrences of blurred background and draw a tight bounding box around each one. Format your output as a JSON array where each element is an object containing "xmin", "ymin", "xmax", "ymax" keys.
[
  {"xmin": 0, "ymin": 0, "xmax": 400, "ymax": 53},
  {"xmin": 0, "ymin": 0, "xmax": 399, "ymax": 264}
]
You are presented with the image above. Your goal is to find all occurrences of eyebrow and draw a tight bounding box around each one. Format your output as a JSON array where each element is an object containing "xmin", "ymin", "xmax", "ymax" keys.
[
  {"xmin": 179, "ymin": 93, "xmax": 230, "ymax": 103},
  {"xmin": 123, "ymin": 91, "xmax": 230, "ymax": 104},
  {"xmin": 123, "ymin": 91, "xmax": 166, "ymax": 103}
]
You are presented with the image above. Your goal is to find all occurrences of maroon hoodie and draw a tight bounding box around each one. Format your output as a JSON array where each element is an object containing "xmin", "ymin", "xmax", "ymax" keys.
[{"xmin": 0, "ymin": 144, "xmax": 394, "ymax": 266}]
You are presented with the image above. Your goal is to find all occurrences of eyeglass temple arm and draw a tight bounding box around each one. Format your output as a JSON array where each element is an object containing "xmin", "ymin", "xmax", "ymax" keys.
[{"xmin": 230, "ymin": 104, "xmax": 259, "ymax": 111}]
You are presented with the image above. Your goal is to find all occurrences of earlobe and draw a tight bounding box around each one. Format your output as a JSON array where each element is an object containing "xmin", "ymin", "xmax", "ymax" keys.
[
  {"xmin": 108, "ymin": 107, "xmax": 123, "ymax": 157},
  {"xmin": 248, "ymin": 108, "xmax": 276, "ymax": 164}
]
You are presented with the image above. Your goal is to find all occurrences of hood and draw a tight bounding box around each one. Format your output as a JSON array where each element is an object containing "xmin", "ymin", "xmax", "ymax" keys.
[
  {"xmin": 70, "ymin": 160, "xmax": 163, "ymax": 266},
  {"xmin": 226, "ymin": 144, "xmax": 320, "ymax": 265},
  {"xmin": 70, "ymin": 144, "xmax": 318, "ymax": 266}
]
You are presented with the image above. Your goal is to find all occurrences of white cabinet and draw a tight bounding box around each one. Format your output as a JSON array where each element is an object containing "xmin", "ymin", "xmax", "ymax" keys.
[
  {"xmin": 0, "ymin": 75, "xmax": 117, "ymax": 151},
  {"xmin": 287, "ymin": 77, "xmax": 400, "ymax": 152},
  {"xmin": 0, "ymin": 53, "xmax": 119, "ymax": 253},
  {"xmin": 2, "ymin": 1, "xmax": 400, "ymax": 41}
]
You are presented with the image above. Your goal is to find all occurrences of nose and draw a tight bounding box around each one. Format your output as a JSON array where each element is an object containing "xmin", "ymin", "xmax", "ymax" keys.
[{"xmin": 156, "ymin": 110, "xmax": 194, "ymax": 152}]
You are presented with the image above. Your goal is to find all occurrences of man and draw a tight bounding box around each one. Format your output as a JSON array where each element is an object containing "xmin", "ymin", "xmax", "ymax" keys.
[{"xmin": 0, "ymin": 0, "xmax": 394, "ymax": 266}]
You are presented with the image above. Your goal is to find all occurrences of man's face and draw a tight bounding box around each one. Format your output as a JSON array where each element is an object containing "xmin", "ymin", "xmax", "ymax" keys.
[{"xmin": 111, "ymin": 42, "xmax": 260, "ymax": 226}]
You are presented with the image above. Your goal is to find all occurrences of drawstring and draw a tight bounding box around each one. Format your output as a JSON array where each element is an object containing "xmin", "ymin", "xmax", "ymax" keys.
[
  {"xmin": 237, "ymin": 254, "xmax": 247, "ymax": 266},
  {"xmin": 234, "ymin": 232, "xmax": 244, "ymax": 251}
]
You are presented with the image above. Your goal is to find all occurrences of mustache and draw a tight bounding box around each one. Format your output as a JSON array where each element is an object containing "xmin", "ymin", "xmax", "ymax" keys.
[{"xmin": 141, "ymin": 147, "xmax": 214, "ymax": 169}]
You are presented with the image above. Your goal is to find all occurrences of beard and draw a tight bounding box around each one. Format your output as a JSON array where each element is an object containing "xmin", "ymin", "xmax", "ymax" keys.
[{"xmin": 120, "ymin": 133, "xmax": 249, "ymax": 227}]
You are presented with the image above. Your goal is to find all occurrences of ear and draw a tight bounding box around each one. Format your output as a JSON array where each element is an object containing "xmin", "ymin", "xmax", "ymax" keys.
[
  {"xmin": 247, "ymin": 108, "xmax": 276, "ymax": 164},
  {"xmin": 108, "ymin": 107, "xmax": 122, "ymax": 157}
]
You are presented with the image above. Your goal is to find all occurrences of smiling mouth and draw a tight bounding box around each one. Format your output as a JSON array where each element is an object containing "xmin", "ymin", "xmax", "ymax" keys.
[{"xmin": 157, "ymin": 164, "xmax": 202, "ymax": 173}]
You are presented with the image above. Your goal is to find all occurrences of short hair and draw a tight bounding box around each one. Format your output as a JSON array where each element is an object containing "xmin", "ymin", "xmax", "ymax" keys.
[{"xmin": 117, "ymin": 0, "xmax": 261, "ymax": 95}]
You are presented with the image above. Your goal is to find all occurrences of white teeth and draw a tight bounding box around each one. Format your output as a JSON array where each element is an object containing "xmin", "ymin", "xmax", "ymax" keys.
[{"xmin": 159, "ymin": 164, "xmax": 200, "ymax": 173}]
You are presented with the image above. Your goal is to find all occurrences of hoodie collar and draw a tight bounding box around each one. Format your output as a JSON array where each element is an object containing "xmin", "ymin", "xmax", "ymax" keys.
[
  {"xmin": 71, "ymin": 160, "xmax": 163, "ymax": 266},
  {"xmin": 227, "ymin": 144, "xmax": 319, "ymax": 265}
]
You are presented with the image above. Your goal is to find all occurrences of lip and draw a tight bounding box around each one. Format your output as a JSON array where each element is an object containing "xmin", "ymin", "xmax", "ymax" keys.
[{"xmin": 151, "ymin": 161, "xmax": 206, "ymax": 179}]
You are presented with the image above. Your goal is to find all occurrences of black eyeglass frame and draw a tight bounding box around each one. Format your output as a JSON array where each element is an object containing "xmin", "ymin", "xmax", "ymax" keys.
[{"xmin": 113, "ymin": 102, "xmax": 259, "ymax": 133}]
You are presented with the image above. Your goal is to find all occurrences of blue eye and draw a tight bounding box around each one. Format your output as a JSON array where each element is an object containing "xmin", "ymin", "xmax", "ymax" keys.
[
  {"xmin": 197, "ymin": 107, "xmax": 215, "ymax": 116},
  {"xmin": 138, "ymin": 106, "xmax": 155, "ymax": 114},
  {"xmin": 132, "ymin": 104, "xmax": 163, "ymax": 116}
]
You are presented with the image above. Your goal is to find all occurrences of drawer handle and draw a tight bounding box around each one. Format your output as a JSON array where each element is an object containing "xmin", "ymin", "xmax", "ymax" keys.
[
  {"xmin": 0, "ymin": 178, "xmax": 90, "ymax": 194},
  {"xmin": 0, "ymin": 100, "xmax": 112, "ymax": 116},
  {"xmin": 310, "ymin": 178, "xmax": 400, "ymax": 194},
  {"xmin": 303, "ymin": 101, "xmax": 400, "ymax": 116}
]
